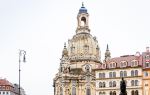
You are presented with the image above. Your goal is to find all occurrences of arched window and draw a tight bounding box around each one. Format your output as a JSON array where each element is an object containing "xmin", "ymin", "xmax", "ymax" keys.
[
  {"xmin": 99, "ymin": 82, "xmax": 102, "ymax": 88},
  {"xmin": 131, "ymin": 80, "xmax": 134, "ymax": 86},
  {"xmin": 113, "ymin": 63, "xmax": 116, "ymax": 68},
  {"xmin": 113, "ymin": 81, "xmax": 116, "ymax": 87},
  {"xmin": 109, "ymin": 81, "xmax": 112, "ymax": 87},
  {"xmin": 103, "ymin": 82, "xmax": 105, "ymax": 87},
  {"xmin": 131, "ymin": 70, "xmax": 134, "ymax": 76},
  {"xmin": 110, "ymin": 64, "xmax": 113, "ymax": 68},
  {"xmin": 135, "ymin": 80, "xmax": 138, "ymax": 86},
  {"xmin": 135, "ymin": 70, "xmax": 138, "ymax": 76},
  {"xmin": 99, "ymin": 73, "xmax": 102, "ymax": 78},
  {"xmin": 72, "ymin": 87, "xmax": 76, "ymax": 95},
  {"xmin": 113, "ymin": 72, "xmax": 116, "ymax": 78},
  {"xmin": 135, "ymin": 60, "xmax": 138, "ymax": 66},
  {"xmin": 110, "ymin": 91, "xmax": 113, "ymax": 95},
  {"xmin": 124, "ymin": 71, "xmax": 127, "ymax": 77},
  {"xmin": 86, "ymin": 88, "xmax": 91, "ymax": 95},
  {"xmin": 81, "ymin": 17, "xmax": 86, "ymax": 26},
  {"xmin": 60, "ymin": 87, "xmax": 63, "ymax": 95},
  {"xmin": 103, "ymin": 73, "xmax": 105, "ymax": 78},
  {"xmin": 113, "ymin": 91, "xmax": 116, "ymax": 95},
  {"xmin": 135, "ymin": 90, "xmax": 138, "ymax": 95},
  {"xmin": 99, "ymin": 92, "xmax": 102, "ymax": 95},
  {"xmin": 120, "ymin": 71, "xmax": 123, "ymax": 77},
  {"xmin": 131, "ymin": 90, "xmax": 134, "ymax": 95},
  {"xmin": 103, "ymin": 92, "xmax": 105, "ymax": 95},
  {"xmin": 109, "ymin": 72, "xmax": 112, "ymax": 78},
  {"xmin": 131, "ymin": 61, "xmax": 134, "ymax": 67}
]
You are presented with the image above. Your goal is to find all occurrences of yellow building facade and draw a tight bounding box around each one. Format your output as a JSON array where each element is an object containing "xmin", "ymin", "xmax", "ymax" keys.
[{"xmin": 142, "ymin": 47, "xmax": 150, "ymax": 95}]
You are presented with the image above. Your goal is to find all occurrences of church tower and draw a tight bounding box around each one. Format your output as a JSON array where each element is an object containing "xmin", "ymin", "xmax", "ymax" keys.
[
  {"xmin": 53, "ymin": 3, "xmax": 101, "ymax": 95},
  {"xmin": 104, "ymin": 44, "xmax": 111, "ymax": 62},
  {"xmin": 76, "ymin": 3, "xmax": 90, "ymax": 34}
]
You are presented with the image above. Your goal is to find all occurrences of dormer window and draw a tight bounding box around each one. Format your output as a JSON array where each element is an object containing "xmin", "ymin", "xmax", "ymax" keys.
[
  {"xmin": 102, "ymin": 64, "xmax": 106, "ymax": 69},
  {"xmin": 113, "ymin": 63, "xmax": 116, "ymax": 68},
  {"xmin": 120, "ymin": 61, "xmax": 127, "ymax": 68},
  {"xmin": 110, "ymin": 64, "xmax": 113, "ymax": 68},
  {"xmin": 134, "ymin": 60, "xmax": 138, "ymax": 66},
  {"xmin": 131, "ymin": 60, "xmax": 139, "ymax": 67},
  {"xmin": 109, "ymin": 62, "xmax": 116, "ymax": 68}
]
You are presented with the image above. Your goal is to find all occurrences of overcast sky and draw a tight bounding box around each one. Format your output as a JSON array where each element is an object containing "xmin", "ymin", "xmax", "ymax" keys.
[{"xmin": 0, "ymin": 0, "xmax": 150, "ymax": 95}]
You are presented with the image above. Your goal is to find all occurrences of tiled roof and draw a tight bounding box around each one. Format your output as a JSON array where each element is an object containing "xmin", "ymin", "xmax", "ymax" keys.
[
  {"xmin": 0, "ymin": 79, "xmax": 12, "ymax": 86},
  {"xmin": 97, "ymin": 55, "xmax": 142, "ymax": 70},
  {"xmin": 107, "ymin": 55, "xmax": 142, "ymax": 65}
]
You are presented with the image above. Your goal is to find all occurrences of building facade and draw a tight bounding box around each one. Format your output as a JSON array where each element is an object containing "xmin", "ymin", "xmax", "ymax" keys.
[
  {"xmin": 95, "ymin": 47, "xmax": 143, "ymax": 95},
  {"xmin": 0, "ymin": 78, "xmax": 26, "ymax": 95},
  {"xmin": 53, "ymin": 4, "xmax": 101, "ymax": 95},
  {"xmin": 53, "ymin": 4, "xmax": 150, "ymax": 95},
  {"xmin": 142, "ymin": 47, "xmax": 150, "ymax": 95}
]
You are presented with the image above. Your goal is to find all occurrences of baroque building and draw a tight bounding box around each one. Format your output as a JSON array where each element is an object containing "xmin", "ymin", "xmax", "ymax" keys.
[
  {"xmin": 53, "ymin": 4, "xmax": 101, "ymax": 95},
  {"xmin": 53, "ymin": 3, "xmax": 150, "ymax": 95},
  {"xmin": 95, "ymin": 47, "xmax": 150, "ymax": 95},
  {"xmin": 95, "ymin": 47, "xmax": 143, "ymax": 95}
]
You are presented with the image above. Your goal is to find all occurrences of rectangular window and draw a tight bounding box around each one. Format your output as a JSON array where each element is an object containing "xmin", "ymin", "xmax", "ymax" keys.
[
  {"xmin": 145, "ymin": 62, "xmax": 150, "ymax": 68},
  {"xmin": 144, "ymin": 71, "xmax": 148, "ymax": 77},
  {"xmin": 99, "ymin": 73, "xmax": 101, "ymax": 78}
]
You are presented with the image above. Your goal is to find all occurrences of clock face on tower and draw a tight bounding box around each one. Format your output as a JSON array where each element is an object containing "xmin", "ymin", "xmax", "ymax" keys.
[{"xmin": 82, "ymin": 64, "xmax": 92, "ymax": 72}]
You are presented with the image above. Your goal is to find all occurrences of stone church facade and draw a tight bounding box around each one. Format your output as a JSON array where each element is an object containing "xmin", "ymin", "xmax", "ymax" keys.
[
  {"xmin": 53, "ymin": 4, "xmax": 100, "ymax": 95},
  {"xmin": 53, "ymin": 4, "xmax": 150, "ymax": 95}
]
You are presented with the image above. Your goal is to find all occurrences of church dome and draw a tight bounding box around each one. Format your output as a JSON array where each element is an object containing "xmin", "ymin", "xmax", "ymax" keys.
[
  {"xmin": 79, "ymin": 6, "xmax": 87, "ymax": 14},
  {"xmin": 79, "ymin": 3, "xmax": 88, "ymax": 14},
  {"xmin": 66, "ymin": 3, "xmax": 101, "ymax": 62},
  {"xmin": 68, "ymin": 33, "xmax": 101, "ymax": 62}
]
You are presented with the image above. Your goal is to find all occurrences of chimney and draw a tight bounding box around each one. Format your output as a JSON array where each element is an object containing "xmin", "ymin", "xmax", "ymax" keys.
[{"xmin": 146, "ymin": 47, "xmax": 149, "ymax": 52}]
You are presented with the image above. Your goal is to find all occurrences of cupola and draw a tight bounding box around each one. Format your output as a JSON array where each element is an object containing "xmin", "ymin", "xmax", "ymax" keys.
[{"xmin": 76, "ymin": 3, "xmax": 90, "ymax": 34}]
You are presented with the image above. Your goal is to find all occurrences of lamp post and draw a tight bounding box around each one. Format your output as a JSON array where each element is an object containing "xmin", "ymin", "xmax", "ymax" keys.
[{"xmin": 19, "ymin": 50, "xmax": 26, "ymax": 95}]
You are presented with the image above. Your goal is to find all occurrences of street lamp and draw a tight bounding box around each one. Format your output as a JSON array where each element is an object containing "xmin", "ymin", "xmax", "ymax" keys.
[{"xmin": 19, "ymin": 50, "xmax": 26, "ymax": 95}]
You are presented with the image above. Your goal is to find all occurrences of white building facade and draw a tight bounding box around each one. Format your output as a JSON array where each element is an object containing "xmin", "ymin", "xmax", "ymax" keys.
[{"xmin": 95, "ymin": 52, "xmax": 143, "ymax": 95}]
